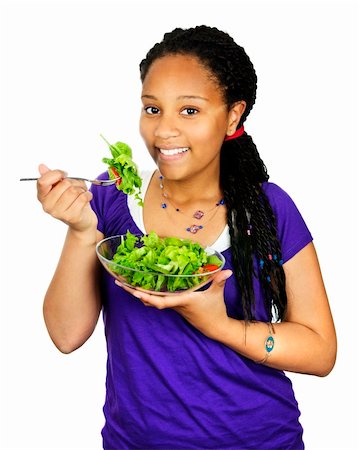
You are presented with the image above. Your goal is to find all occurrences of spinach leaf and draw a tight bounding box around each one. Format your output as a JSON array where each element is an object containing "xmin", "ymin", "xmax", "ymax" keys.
[{"xmin": 101, "ymin": 135, "xmax": 143, "ymax": 206}]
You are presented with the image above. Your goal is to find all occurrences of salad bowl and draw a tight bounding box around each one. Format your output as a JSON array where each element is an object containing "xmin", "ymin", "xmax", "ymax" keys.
[{"xmin": 96, "ymin": 232, "xmax": 225, "ymax": 296}]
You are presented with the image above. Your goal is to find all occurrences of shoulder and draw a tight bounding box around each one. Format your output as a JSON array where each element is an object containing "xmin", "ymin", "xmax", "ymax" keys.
[
  {"xmin": 261, "ymin": 181, "xmax": 313, "ymax": 263},
  {"xmin": 260, "ymin": 181, "xmax": 301, "ymax": 217},
  {"xmin": 90, "ymin": 171, "xmax": 129, "ymax": 234},
  {"xmin": 89, "ymin": 169, "xmax": 155, "ymax": 236},
  {"xmin": 261, "ymin": 181, "xmax": 292, "ymax": 203}
]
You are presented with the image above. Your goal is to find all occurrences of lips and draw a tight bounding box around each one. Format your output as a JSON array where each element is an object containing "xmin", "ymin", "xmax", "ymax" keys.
[{"xmin": 158, "ymin": 147, "xmax": 189, "ymax": 156}]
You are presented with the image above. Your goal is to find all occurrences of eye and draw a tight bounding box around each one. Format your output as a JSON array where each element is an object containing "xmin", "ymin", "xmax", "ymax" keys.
[
  {"xmin": 144, "ymin": 106, "xmax": 160, "ymax": 115},
  {"xmin": 180, "ymin": 108, "xmax": 199, "ymax": 116}
]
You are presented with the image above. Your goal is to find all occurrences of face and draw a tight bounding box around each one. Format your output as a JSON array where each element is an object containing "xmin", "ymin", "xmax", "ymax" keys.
[{"xmin": 139, "ymin": 54, "xmax": 243, "ymax": 181}]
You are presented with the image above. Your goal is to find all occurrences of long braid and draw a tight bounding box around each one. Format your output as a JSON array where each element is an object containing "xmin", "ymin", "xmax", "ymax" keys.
[
  {"xmin": 140, "ymin": 25, "xmax": 287, "ymax": 322},
  {"xmin": 221, "ymin": 135, "xmax": 287, "ymax": 320}
]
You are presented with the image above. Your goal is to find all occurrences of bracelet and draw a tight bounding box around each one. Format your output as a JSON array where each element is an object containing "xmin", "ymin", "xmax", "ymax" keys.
[{"xmin": 255, "ymin": 322, "xmax": 276, "ymax": 364}]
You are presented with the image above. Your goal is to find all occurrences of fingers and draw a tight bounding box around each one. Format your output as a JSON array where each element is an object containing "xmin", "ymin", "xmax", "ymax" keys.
[
  {"xmin": 56, "ymin": 186, "xmax": 93, "ymax": 224},
  {"xmin": 115, "ymin": 280, "xmax": 190, "ymax": 309},
  {"xmin": 38, "ymin": 163, "xmax": 50, "ymax": 176},
  {"xmin": 211, "ymin": 270, "xmax": 233, "ymax": 288},
  {"xmin": 115, "ymin": 270, "xmax": 233, "ymax": 311},
  {"xmin": 37, "ymin": 166, "xmax": 68, "ymax": 200},
  {"xmin": 39, "ymin": 177, "xmax": 85, "ymax": 210},
  {"xmin": 36, "ymin": 165, "xmax": 94, "ymax": 228}
]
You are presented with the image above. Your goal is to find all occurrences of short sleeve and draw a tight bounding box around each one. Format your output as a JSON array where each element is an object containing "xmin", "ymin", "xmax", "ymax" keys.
[
  {"xmin": 261, "ymin": 182, "xmax": 313, "ymax": 263},
  {"xmin": 89, "ymin": 171, "xmax": 136, "ymax": 237}
]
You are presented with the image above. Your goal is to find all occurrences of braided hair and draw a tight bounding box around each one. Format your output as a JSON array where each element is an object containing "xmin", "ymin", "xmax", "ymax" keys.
[{"xmin": 139, "ymin": 25, "xmax": 287, "ymax": 322}]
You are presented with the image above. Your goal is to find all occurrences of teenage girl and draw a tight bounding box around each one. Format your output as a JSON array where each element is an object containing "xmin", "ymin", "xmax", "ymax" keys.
[{"xmin": 37, "ymin": 25, "xmax": 336, "ymax": 450}]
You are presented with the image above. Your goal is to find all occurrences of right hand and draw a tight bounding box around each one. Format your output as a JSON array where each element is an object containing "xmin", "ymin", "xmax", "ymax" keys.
[{"xmin": 37, "ymin": 164, "xmax": 98, "ymax": 233}]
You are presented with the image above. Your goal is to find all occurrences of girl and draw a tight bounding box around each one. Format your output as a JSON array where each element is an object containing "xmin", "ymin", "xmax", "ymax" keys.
[{"xmin": 37, "ymin": 25, "xmax": 336, "ymax": 450}]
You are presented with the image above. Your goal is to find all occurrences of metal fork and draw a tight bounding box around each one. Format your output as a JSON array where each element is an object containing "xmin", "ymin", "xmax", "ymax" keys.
[{"xmin": 19, "ymin": 176, "xmax": 121, "ymax": 186}]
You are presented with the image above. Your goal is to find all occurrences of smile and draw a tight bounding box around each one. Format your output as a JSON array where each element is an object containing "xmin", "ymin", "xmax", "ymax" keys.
[{"xmin": 158, "ymin": 147, "xmax": 189, "ymax": 156}]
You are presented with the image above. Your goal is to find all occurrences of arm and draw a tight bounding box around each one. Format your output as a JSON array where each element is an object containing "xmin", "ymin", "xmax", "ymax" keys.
[
  {"xmin": 218, "ymin": 243, "xmax": 337, "ymax": 376},
  {"xmin": 118, "ymin": 242, "xmax": 336, "ymax": 377},
  {"xmin": 38, "ymin": 165, "xmax": 103, "ymax": 353},
  {"xmin": 43, "ymin": 228, "xmax": 103, "ymax": 354}
]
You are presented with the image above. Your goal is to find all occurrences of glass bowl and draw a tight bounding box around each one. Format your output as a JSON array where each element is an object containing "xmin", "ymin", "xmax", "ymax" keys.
[{"xmin": 96, "ymin": 234, "xmax": 226, "ymax": 296}]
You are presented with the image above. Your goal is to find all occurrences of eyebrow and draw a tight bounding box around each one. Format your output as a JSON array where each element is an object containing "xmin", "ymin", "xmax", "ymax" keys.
[{"xmin": 141, "ymin": 94, "xmax": 209, "ymax": 102}]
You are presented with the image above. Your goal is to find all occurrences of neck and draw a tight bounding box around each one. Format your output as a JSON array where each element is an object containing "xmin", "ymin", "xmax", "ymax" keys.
[{"xmin": 158, "ymin": 169, "xmax": 222, "ymax": 205}]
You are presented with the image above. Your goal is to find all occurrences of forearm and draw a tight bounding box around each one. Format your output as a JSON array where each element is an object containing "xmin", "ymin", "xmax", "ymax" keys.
[
  {"xmin": 43, "ymin": 227, "xmax": 103, "ymax": 353},
  {"xmin": 213, "ymin": 319, "xmax": 336, "ymax": 377}
]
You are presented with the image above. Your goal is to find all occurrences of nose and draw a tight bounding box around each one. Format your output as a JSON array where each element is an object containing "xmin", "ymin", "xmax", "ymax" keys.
[{"xmin": 154, "ymin": 114, "xmax": 180, "ymax": 139}]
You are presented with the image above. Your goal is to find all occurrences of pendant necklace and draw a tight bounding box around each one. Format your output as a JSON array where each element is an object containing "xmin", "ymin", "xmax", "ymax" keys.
[{"xmin": 159, "ymin": 175, "xmax": 225, "ymax": 234}]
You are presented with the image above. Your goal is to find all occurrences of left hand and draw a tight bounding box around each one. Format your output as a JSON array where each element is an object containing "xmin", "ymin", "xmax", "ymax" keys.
[{"xmin": 115, "ymin": 270, "xmax": 233, "ymax": 339}]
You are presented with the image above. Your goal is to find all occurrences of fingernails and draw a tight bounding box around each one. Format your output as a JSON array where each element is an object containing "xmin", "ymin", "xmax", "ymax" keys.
[{"xmin": 224, "ymin": 270, "xmax": 233, "ymax": 280}]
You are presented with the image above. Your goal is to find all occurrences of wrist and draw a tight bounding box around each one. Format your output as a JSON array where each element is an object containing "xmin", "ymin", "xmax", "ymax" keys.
[{"xmin": 67, "ymin": 226, "xmax": 98, "ymax": 247}]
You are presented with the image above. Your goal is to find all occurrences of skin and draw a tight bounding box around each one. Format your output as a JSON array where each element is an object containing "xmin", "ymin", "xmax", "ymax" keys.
[
  {"xmin": 140, "ymin": 54, "xmax": 244, "ymax": 184},
  {"xmin": 38, "ymin": 164, "xmax": 103, "ymax": 353},
  {"xmin": 39, "ymin": 54, "xmax": 337, "ymax": 377},
  {"xmin": 140, "ymin": 54, "xmax": 245, "ymax": 247}
]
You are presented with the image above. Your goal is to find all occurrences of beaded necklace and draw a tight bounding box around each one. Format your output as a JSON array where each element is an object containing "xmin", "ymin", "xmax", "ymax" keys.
[{"xmin": 159, "ymin": 175, "xmax": 225, "ymax": 234}]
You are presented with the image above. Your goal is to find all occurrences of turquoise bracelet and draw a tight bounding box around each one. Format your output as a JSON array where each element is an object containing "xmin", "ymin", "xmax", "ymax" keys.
[{"xmin": 255, "ymin": 322, "xmax": 276, "ymax": 364}]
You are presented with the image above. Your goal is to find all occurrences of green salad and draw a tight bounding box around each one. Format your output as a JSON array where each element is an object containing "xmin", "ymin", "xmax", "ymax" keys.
[
  {"xmin": 101, "ymin": 135, "xmax": 143, "ymax": 206},
  {"xmin": 109, "ymin": 231, "xmax": 224, "ymax": 292}
]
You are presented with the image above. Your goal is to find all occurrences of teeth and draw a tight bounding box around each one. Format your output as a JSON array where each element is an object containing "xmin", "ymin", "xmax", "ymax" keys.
[{"xmin": 159, "ymin": 147, "xmax": 189, "ymax": 156}]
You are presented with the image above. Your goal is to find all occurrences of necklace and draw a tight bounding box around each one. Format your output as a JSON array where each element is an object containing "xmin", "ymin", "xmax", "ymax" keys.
[{"xmin": 159, "ymin": 175, "xmax": 225, "ymax": 234}]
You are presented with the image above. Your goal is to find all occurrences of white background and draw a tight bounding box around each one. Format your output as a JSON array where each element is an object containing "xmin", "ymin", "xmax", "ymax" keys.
[{"xmin": 1, "ymin": 0, "xmax": 359, "ymax": 449}]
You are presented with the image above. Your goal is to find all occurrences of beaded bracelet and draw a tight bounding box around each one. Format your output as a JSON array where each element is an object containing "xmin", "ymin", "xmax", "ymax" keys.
[{"xmin": 255, "ymin": 322, "xmax": 276, "ymax": 364}]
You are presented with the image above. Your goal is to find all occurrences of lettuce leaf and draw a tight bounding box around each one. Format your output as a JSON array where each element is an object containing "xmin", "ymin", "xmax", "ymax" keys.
[
  {"xmin": 109, "ymin": 231, "xmax": 223, "ymax": 292},
  {"xmin": 101, "ymin": 135, "xmax": 143, "ymax": 206}
]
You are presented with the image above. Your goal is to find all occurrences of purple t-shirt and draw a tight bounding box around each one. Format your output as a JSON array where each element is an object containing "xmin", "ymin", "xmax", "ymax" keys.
[{"xmin": 90, "ymin": 171, "xmax": 313, "ymax": 450}]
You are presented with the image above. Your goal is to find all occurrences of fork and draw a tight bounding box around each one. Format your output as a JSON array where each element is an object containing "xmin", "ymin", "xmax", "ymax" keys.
[{"xmin": 19, "ymin": 176, "xmax": 122, "ymax": 186}]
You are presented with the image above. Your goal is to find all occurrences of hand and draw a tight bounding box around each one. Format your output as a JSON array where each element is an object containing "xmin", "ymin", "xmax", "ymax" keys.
[
  {"xmin": 37, "ymin": 164, "xmax": 98, "ymax": 233},
  {"xmin": 116, "ymin": 270, "xmax": 233, "ymax": 340}
]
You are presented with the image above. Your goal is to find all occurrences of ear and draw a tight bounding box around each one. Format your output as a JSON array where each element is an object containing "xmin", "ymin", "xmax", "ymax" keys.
[{"xmin": 226, "ymin": 101, "xmax": 246, "ymax": 136}]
